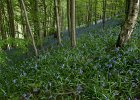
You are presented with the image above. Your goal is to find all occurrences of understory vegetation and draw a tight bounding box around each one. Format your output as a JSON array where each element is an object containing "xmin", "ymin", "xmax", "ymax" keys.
[{"xmin": 0, "ymin": 20, "xmax": 140, "ymax": 100}]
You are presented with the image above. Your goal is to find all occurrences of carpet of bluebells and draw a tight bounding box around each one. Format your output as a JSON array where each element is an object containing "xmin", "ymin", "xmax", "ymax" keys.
[{"xmin": 0, "ymin": 20, "xmax": 140, "ymax": 100}]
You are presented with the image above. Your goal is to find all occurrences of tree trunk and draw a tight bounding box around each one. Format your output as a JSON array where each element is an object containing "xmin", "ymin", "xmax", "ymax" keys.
[
  {"xmin": 0, "ymin": 0, "xmax": 7, "ymax": 50},
  {"xmin": 116, "ymin": 0, "xmax": 140, "ymax": 47},
  {"xmin": 94, "ymin": 0, "xmax": 97, "ymax": 24},
  {"xmin": 67, "ymin": 0, "xmax": 71, "ymax": 39},
  {"xmin": 102, "ymin": 0, "xmax": 107, "ymax": 28},
  {"xmin": 54, "ymin": 0, "xmax": 61, "ymax": 45},
  {"xmin": 42, "ymin": 0, "xmax": 47, "ymax": 37},
  {"xmin": 87, "ymin": 0, "xmax": 92, "ymax": 26},
  {"xmin": 70, "ymin": 0, "xmax": 76, "ymax": 47},
  {"xmin": 33, "ymin": 0, "xmax": 40, "ymax": 39},
  {"xmin": 18, "ymin": 0, "xmax": 28, "ymax": 39},
  {"xmin": 20, "ymin": 0, "xmax": 38, "ymax": 56},
  {"xmin": 125, "ymin": 0, "xmax": 130, "ymax": 19},
  {"xmin": 6, "ymin": 0, "xmax": 15, "ymax": 47}
]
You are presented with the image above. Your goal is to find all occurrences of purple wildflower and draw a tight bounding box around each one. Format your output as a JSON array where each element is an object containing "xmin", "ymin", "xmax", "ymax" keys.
[
  {"xmin": 76, "ymin": 84, "xmax": 83, "ymax": 94},
  {"xmin": 79, "ymin": 69, "xmax": 83, "ymax": 75}
]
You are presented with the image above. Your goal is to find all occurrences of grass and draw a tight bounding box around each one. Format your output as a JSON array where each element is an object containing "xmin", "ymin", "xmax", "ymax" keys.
[{"xmin": 0, "ymin": 21, "xmax": 140, "ymax": 100}]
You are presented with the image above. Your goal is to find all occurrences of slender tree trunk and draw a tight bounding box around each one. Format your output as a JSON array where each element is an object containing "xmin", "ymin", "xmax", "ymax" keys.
[
  {"xmin": 0, "ymin": 0, "xmax": 7, "ymax": 50},
  {"xmin": 33, "ymin": 0, "xmax": 40, "ymax": 39},
  {"xmin": 95, "ymin": 0, "xmax": 97, "ymax": 24},
  {"xmin": 67, "ymin": 0, "xmax": 71, "ymax": 39},
  {"xmin": 125, "ymin": 0, "xmax": 130, "ymax": 19},
  {"xmin": 53, "ymin": 2, "xmax": 56, "ymax": 32},
  {"xmin": 58, "ymin": 0, "xmax": 61, "ymax": 31},
  {"xmin": 102, "ymin": 0, "xmax": 107, "ymax": 28},
  {"xmin": 18, "ymin": 0, "xmax": 28, "ymax": 39},
  {"xmin": 87, "ymin": 0, "xmax": 92, "ymax": 26},
  {"xmin": 6, "ymin": 0, "xmax": 15, "ymax": 47},
  {"xmin": 42, "ymin": 0, "xmax": 47, "ymax": 37},
  {"xmin": 54, "ymin": 0, "xmax": 61, "ymax": 45},
  {"xmin": 20, "ymin": 0, "xmax": 38, "ymax": 56},
  {"xmin": 116, "ymin": 0, "xmax": 140, "ymax": 47},
  {"xmin": 61, "ymin": 8, "xmax": 64, "ymax": 31},
  {"xmin": 70, "ymin": 0, "xmax": 76, "ymax": 47}
]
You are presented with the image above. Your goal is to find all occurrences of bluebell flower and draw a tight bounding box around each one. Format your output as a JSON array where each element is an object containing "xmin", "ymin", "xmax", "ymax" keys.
[
  {"xmin": 106, "ymin": 64, "xmax": 112, "ymax": 68},
  {"xmin": 124, "ymin": 59, "xmax": 127, "ymax": 64},
  {"xmin": 118, "ymin": 54, "xmax": 122, "ymax": 57},
  {"xmin": 23, "ymin": 71, "xmax": 27, "ymax": 76},
  {"xmin": 76, "ymin": 84, "xmax": 83, "ymax": 94},
  {"xmin": 136, "ymin": 60, "xmax": 140, "ymax": 63},
  {"xmin": 33, "ymin": 88, "xmax": 40, "ymax": 94},
  {"xmin": 13, "ymin": 79, "xmax": 17, "ymax": 84},
  {"xmin": 112, "ymin": 59, "xmax": 117, "ymax": 64},
  {"xmin": 115, "ymin": 47, "xmax": 120, "ymax": 52},
  {"xmin": 21, "ymin": 93, "xmax": 30, "ymax": 99},
  {"xmin": 109, "ymin": 59, "xmax": 116, "ymax": 64},
  {"xmin": 108, "ymin": 72, "xmax": 112, "ymax": 79},
  {"xmin": 79, "ymin": 69, "xmax": 83, "ymax": 75},
  {"xmin": 107, "ymin": 55, "xmax": 110, "ymax": 58},
  {"xmin": 35, "ymin": 63, "xmax": 38, "ymax": 70}
]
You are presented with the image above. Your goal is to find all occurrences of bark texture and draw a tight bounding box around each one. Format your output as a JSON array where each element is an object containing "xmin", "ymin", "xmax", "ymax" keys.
[
  {"xmin": 54, "ymin": 0, "xmax": 61, "ymax": 45},
  {"xmin": 67, "ymin": 0, "xmax": 71, "ymax": 38},
  {"xmin": 116, "ymin": 0, "xmax": 139, "ymax": 47},
  {"xmin": 70, "ymin": 0, "xmax": 76, "ymax": 47}
]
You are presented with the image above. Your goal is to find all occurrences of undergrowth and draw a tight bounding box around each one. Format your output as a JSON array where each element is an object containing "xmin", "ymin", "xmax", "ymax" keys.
[{"xmin": 0, "ymin": 23, "xmax": 140, "ymax": 100}]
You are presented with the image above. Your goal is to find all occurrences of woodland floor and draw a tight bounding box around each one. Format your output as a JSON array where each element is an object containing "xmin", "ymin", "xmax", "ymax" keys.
[
  {"xmin": 45, "ymin": 18, "xmax": 121, "ymax": 49},
  {"xmin": 5, "ymin": 18, "xmax": 121, "ymax": 64},
  {"xmin": 1, "ymin": 18, "xmax": 140, "ymax": 100}
]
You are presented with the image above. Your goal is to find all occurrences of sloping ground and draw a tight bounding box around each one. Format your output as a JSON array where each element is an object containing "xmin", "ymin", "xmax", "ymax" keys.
[
  {"xmin": 1, "ymin": 19, "xmax": 140, "ymax": 99},
  {"xmin": 44, "ymin": 18, "xmax": 121, "ymax": 49},
  {"xmin": 4, "ymin": 18, "xmax": 122, "ymax": 65}
]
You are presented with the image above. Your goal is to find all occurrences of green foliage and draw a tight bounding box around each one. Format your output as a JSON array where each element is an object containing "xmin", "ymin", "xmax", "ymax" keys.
[
  {"xmin": 1, "ymin": 38, "xmax": 29, "ymax": 53},
  {"xmin": 0, "ymin": 38, "xmax": 29, "ymax": 66},
  {"xmin": 1, "ymin": 22, "xmax": 140, "ymax": 99},
  {"xmin": 0, "ymin": 50, "xmax": 7, "ymax": 66},
  {"xmin": 48, "ymin": 27, "xmax": 56, "ymax": 35}
]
